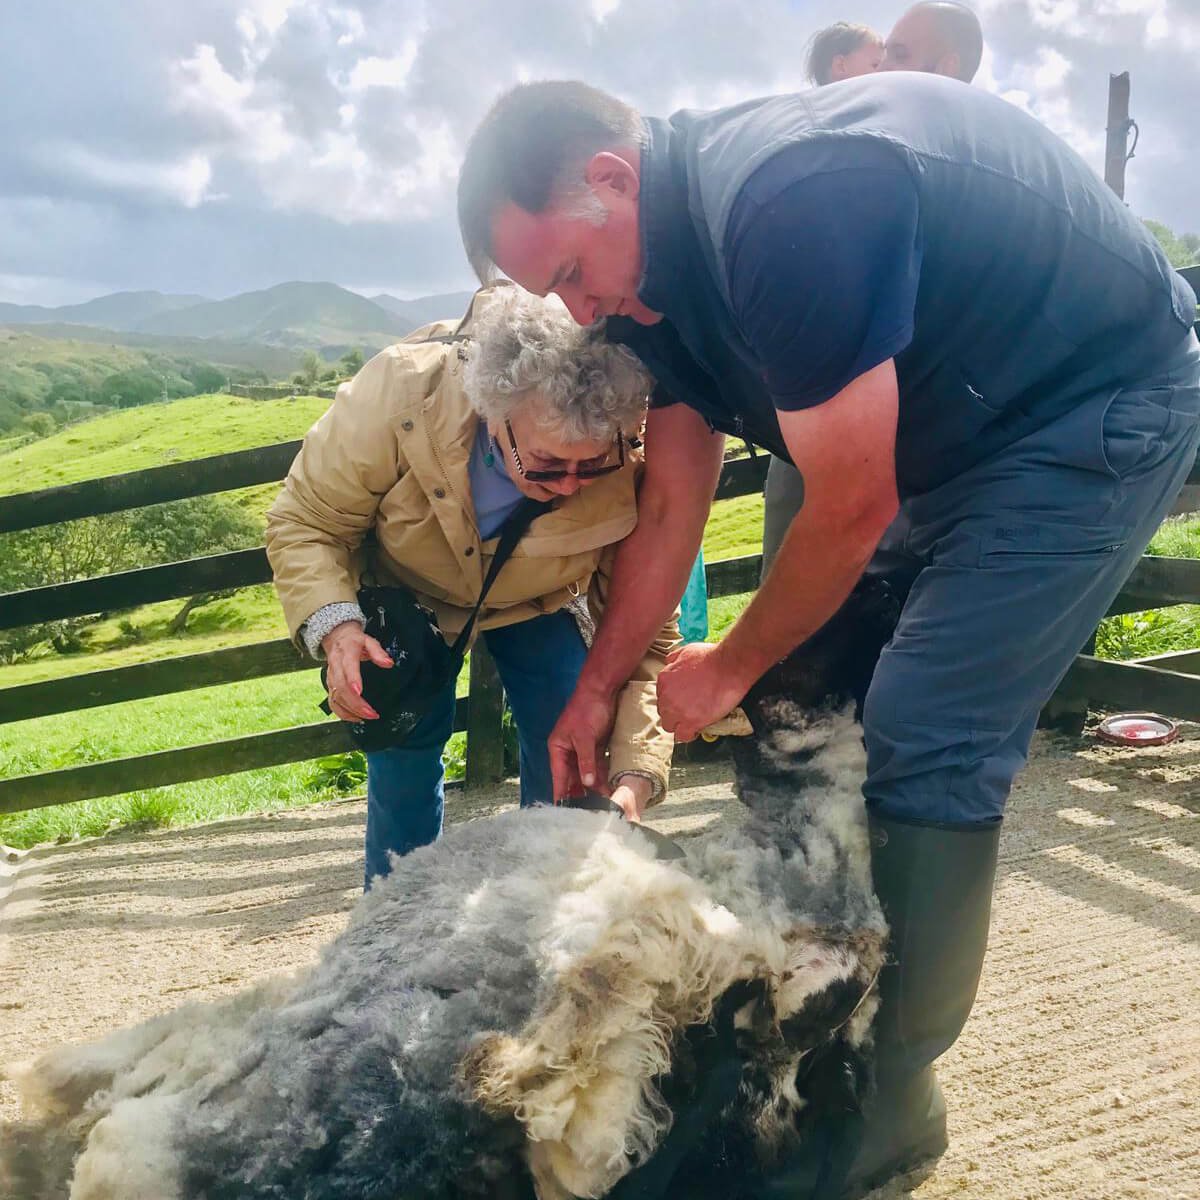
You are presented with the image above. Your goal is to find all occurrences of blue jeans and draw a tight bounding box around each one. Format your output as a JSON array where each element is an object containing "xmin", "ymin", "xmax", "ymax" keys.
[
  {"xmin": 363, "ymin": 608, "xmax": 587, "ymax": 888},
  {"xmin": 862, "ymin": 335, "xmax": 1200, "ymax": 826}
]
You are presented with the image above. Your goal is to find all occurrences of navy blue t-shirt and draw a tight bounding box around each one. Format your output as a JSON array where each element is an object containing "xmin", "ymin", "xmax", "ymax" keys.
[
  {"xmin": 724, "ymin": 139, "xmax": 923, "ymax": 412},
  {"xmin": 636, "ymin": 139, "xmax": 923, "ymax": 467},
  {"xmin": 616, "ymin": 80, "xmax": 1193, "ymax": 493}
]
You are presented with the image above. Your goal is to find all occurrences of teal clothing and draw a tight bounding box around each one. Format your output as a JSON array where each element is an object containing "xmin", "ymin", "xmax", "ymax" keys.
[{"xmin": 678, "ymin": 551, "xmax": 709, "ymax": 643}]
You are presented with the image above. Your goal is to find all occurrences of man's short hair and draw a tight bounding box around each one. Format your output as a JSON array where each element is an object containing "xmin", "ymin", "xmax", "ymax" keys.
[
  {"xmin": 917, "ymin": 1, "xmax": 983, "ymax": 82},
  {"xmin": 457, "ymin": 81, "xmax": 644, "ymax": 282}
]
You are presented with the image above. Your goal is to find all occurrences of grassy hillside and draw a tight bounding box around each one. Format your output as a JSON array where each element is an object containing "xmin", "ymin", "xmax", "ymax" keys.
[
  {"xmin": 4, "ymin": 323, "xmax": 305, "ymax": 376},
  {"xmin": 0, "ymin": 390, "xmax": 331, "ymax": 495},
  {"xmin": 0, "ymin": 327, "xmax": 297, "ymax": 436},
  {"xmin": 0, "ymin": 328, "xmax": 147, "ymax": 424}
]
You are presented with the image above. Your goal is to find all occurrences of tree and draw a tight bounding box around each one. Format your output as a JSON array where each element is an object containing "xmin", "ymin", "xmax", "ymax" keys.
[
  {"xmin": 1145, "ymin": 219, "xmax": 1200, "ymax": 269},
  {"xmin": 127, "ymin": 495, "xmax": 259, "ymax": 564},
  {"xmin": 0, "ymin": 513, "xmax": 144, "ymax": 662},
  {"xmin": 339, "ymin": 347, "xmax": 364, "ymax": 376},
  {"xmin": 22, "ymin": 411, "xmax": 55, "ymax": 438},
  {"xmin": 299, "ymin": 351, "xmax": 323, "ymax": 390},
  {"xmin": 100, "ymin": 368, "xmax": 161, "ymax": 409},
  {"xmin": 185, "ymin": 363, "xmax": 226, "ymax": 394},
  {"xmin": 127, "ymin": 495, "xmax": 261, "ymax": 633},
  {"xmin": 0, "ymin": 495, "xmax": 262, "ymax": 661}
]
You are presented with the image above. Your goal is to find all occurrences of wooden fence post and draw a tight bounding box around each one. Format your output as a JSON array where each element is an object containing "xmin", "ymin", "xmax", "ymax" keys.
[
  {"xmin": 1104, "ymin": 71, "xmax": 1132, "ymax": 200},
  {"xmin": 465, "ymin": 643, "xmax": 506, "ymax": 789}
]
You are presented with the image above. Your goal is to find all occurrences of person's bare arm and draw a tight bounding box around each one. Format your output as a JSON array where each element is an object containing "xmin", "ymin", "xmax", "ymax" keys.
[
  {"xmin": 549, "ymin": 403, "xmax": 725, "ymax": 796},
  {"xmin": 656, "ymin": 359, "xmax": 900, "ymax": 740}
]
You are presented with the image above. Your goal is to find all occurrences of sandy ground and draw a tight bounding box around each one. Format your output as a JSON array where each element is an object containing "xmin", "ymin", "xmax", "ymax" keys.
[{"xmin": 1, "ymin": 725, "xmax": 1197, "ymax": 1199}]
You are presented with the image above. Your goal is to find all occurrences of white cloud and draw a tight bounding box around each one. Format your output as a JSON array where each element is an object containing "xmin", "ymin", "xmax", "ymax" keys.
[
  {"xmin": 984, "ymin": 0, "xmax": 1195, "ymax": 46},
  {"xmin": 1028, "ymin": 0, "xmax": 1083, "ymax": 32},
  {"xmin": 173, "ymin": 43, "xmax": 295, "ymax": 164},
  {"xmin": 347, "ymin": 45, "xmax": 419, "ymax": 91},
  {"xmin": 1099, "ymin": 0, "xmax": 1169, "ymax": 42},
  {"xmin": 3, "ymin": 0, "xmax": 1198, "ymax": 306},
  {"xmin": 243, "ymin": 0, "xmax": 298, "ymax": 37},
  {"xmin": 39, "ymin": 145, "xmax": 214, "ymax": 208},
  {"xmin": 992, "ymin": 45, "xmax": 1102, "ymax": 164},
  {"xmin": 1032, "ymin": 46, "xmax": 1073, "ymax": 90}
]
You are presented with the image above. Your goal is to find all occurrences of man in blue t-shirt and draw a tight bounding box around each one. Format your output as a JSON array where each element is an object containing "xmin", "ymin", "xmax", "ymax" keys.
[
  {"xmin": 759, "ymin": 1, "xmax": 987, "ymax": 575},
  {"xmin": 456, "ymin": 75, "xmax": 1200, "ymax": 1194}
]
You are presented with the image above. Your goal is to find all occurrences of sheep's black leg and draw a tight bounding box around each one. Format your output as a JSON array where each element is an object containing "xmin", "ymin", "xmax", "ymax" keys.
[
  {"xmin": 604, "ymin": 981, "xmax": 763, "ymax": 1200},
  {"xmin": 740, "ymin": 576, "xmax": 901, "ymax": 727}
]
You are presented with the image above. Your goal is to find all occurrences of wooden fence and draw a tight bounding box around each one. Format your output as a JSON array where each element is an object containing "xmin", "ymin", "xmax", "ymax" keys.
[{"xmin": 0, "ymin": 269, "xmax": 1198, "ymax": 817}]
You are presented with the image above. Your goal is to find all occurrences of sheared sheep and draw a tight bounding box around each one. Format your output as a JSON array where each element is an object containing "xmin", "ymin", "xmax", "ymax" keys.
[{"xmin": 1, "ymin": 578, "xmax": 900, "ymax": 1200}]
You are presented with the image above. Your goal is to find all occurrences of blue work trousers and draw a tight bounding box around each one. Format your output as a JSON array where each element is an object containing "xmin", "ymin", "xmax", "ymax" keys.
[
  {"xmin": 363, "ymin": 608, "xmax": 587, "ymax": 888},
  {"xmin": 862, "ymin": 336, "xmax": 1200, "ymax": 825}
]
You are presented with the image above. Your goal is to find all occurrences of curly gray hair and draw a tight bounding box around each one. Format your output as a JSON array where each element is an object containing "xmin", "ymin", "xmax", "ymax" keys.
[{"xmin": 463, "ymin": 287, "xmax": 651, "ymax": 443}]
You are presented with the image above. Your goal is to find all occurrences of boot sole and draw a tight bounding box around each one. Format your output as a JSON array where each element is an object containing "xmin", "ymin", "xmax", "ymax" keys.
[{"xmin": 843, "ymin": 1129, "xmax": 950, "ymax": 1199}]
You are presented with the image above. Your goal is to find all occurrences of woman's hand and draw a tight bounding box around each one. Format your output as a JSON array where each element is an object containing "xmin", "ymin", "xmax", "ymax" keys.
[
  {"xmin": 322, "ymin": 622, "xmax": 392, "ymax": 721},
  {"xmin": 609, "ymin": 773, "xmax": 655, "ymax": 824}
]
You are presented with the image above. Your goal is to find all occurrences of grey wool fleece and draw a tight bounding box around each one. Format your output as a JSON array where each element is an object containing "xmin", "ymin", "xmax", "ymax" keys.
[{"xmin": 3, "ymin": 584, "xmax": 899, "ymax": 1200}]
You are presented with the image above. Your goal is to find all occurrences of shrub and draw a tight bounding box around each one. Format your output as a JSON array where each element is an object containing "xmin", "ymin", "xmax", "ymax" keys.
[{"xmin": 305, "ymin": 752, "xmax": 368, "ymax": 793}]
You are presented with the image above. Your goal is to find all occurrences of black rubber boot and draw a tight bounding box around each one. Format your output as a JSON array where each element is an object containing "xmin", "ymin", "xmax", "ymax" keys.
[{"xmin": 758, "ymin": 812, "xmax": 1001, "ymax": 1199}]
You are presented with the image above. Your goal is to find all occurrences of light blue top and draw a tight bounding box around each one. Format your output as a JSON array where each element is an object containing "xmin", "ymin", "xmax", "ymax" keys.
[{"xmin": 468, "ymin": 418, "xmax": 525, "ymax": 539}]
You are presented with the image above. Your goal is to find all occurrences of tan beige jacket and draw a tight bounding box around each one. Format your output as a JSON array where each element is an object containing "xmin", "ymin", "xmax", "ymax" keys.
[{"xmin": 265, "ymin": 303, "xmax": 677, "ymax": 790}]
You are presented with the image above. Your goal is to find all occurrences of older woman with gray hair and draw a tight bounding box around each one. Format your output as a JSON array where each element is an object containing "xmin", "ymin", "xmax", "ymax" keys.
[{"xmin": 266, "ymin": 285, "xmax": 677, "ymax": 887}]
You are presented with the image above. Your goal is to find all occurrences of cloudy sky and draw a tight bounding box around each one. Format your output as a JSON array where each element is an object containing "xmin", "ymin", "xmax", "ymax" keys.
[{"xmin": 2, "ymin": 0, "xmax": 1197, "ymax": 307}]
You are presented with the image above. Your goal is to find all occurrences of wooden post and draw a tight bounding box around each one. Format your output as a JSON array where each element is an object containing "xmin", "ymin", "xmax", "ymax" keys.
[
  {"xmin": 465, "ymin": 643, "xmax": 506, "ymax": 789},
  {"xmin": 1040, "ymin": 630, "xmax": 1097, "ymax": 737},
  {"xmin": 1104, "ymin": 71, "xmax": 1131, "ymax": 199}
]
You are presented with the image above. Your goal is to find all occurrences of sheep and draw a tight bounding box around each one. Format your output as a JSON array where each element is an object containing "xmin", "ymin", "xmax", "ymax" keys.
[{"xmin": 1, "ymin": 578, "xmax": 900, "ymax": 1200}]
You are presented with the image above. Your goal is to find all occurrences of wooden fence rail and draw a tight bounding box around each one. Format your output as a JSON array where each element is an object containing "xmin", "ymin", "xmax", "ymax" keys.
[
  {"xmin": 1, "ymin": 278, "xmax": 1198, "ymax": 813},
  {"xmin": 0, "ymin": 442, "xmax": 303, "ymax": 533}
]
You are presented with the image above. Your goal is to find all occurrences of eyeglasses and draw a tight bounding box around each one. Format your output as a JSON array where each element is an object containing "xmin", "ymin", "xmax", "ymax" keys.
[{"xmin": 503, "ymin": 419, "xmax": 625, "ymax": 482}]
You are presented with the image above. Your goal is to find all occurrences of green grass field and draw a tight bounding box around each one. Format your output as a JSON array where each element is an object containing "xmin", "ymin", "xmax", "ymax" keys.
[
  {"xmin": 0, "ymin": 483, "xmax": 763, "ymax": 849},
  {"xmin": 1, "ymin": 392, "xmax": 1195, "ymax": 850},
  {"xmin": 0, "ymin": 391, "xmax": 330, "ymax": 496}
]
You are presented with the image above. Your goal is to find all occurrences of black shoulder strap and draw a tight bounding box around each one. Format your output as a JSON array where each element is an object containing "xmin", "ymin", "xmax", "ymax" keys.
[{"xmin": 449, "ymin": 497, "xmax": 551, "ymax": 656}]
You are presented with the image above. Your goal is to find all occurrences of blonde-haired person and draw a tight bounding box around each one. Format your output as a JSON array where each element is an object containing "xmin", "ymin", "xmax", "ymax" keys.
[
  {"xmin": 266, "ymin": 286, "xmax": 677, "ymax": 888},
  {"xmin": 806, "ymin": 21, "xmax": 884, "ymax": 86}
]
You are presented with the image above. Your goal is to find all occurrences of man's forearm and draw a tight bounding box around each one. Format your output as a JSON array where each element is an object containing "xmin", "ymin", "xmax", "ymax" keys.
[
  {"xmin": 719, "ymin": 499, "xmax": 890, "ymax": 682},
  {"xmin": 720, "ymin": 359, "xmax": 901, "ymax": 685},
  {"xmin": 578, "ymin": 500, "xmax": 705, "ymax": 697},
  {"xmin": 577, "ymin": 404, "xmax": 724, "ymax": 697}
]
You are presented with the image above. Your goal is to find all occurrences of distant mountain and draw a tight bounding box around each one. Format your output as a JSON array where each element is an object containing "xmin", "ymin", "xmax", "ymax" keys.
[
  {"xmin": 0, "ymin": 283, "xmax": 477, "ymax": 359},
  {"xmin": 371, "ymin": 290, "xmax": 476, "ymax": 329},
  {"xmin": 0, "ymin": 290, "xmax": 210, "ymax": 332},
  {"xmin": 136, "ymin": 281, "xmax": 407, "ymax": 352}
]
